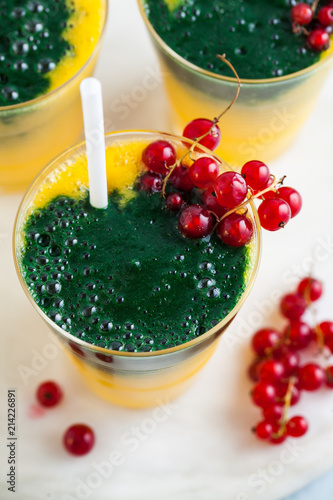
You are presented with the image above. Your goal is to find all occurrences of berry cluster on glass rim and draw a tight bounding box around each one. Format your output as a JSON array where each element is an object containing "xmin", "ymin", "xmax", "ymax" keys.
[
  {"xmin": 248, "ymin": 277, "xmax": 333, "ymax": 445},
  {"xmin": 291, "ymin": 1, "xmax": 333, "ymax": 51},
  {"xmin": 139, "ymin": 118, "xmax": 302, "ymax": 247}
]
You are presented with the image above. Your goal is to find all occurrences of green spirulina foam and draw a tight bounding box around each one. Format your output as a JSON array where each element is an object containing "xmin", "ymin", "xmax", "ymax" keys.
[
  {"xmin": 21, "ymin": 189, "xmax": 252, "ymax": 353},
  {"xmin": 144, "ymin": 0, "xmax": 326, "ymax": 79},
  {"xmin": 0, "ymin": 0, "xmax": 72, "ymax": 105}
]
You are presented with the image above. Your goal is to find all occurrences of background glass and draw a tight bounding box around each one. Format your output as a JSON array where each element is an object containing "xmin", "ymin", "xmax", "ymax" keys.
[{"xmin": 138, "ymin": 0, "xmax": 333, "ymax": 167}]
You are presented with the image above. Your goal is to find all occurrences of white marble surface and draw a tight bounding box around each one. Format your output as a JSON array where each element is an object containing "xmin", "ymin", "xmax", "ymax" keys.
[{"xmin": 1, "ymin": 1, "xmax": 333, "ymax": 499}]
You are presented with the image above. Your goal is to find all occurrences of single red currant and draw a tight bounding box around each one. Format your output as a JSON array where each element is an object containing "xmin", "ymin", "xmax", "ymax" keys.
[
  {"xmin": 241, "ymin": 160, "xmax": 270, "ymax": 191},
  {"xmin": 36, "ymin": 381, "xmax": 63, "ymax": 408},
  {"xmin": 63, "ymin": 424, "xmax": 95, "ymax": 456},
  {"xmin": 291, "ymin": 2, "xmax": 313, "ymax": 25},
  {"xmin": 307, "ymin": 29, "xmax": 330, "ymax": 51},
  {"xmin": 276, "ymin": 382, "xmax": 301, "ymax": 406},
  {"xmin": 254, "ymin": 420, "xmax": 273, "ymax": 440},
  {"xmin": 263, "ymin": 404, "xmax": 284, "ymax": 423},
  {"xmin": 273, "ymin": 346, "xmax": 300, "ymax": 377},
  {"xmin": 165, "ymin": 192, "xmax": 185, "ymax": 212},
  {"xmin": 258, "ymin": 198, "xmax": 291, "ymax": 231},
  {"xmin": 169, "ymin": 163, "xmax": 194, "ymax": 192},
  {"xmin": 297, "ymin": 277, "xmax": 323, "ymax": 303},
  {"xmin": 280, "ymin": 293, "xmax": 307, "ymax": 321},
  {"xmin": 325, "ymin": 366, "xmax": 333, "ymax": 388},
  {"xmin": 139, "ymin": 172, "xmax": 163, "ymax": 193},
  {"xmin": 298, "ymin": 363, "xmax": 325, "ymax": 391},
  {"xmin": 276, "ymin": 187, "xmax": 302, "ymax": 218},
  {"xmin": 286, "ymin": 416, "xmax": 308, "ymax": 437},
  {"xmin": 258, "ymin": 359, "xmax": 285, "ymax": 384},
  {"xmin": 251, "ymin": 328, "xmax": 281, "ymax": 356},
  {"xmin": 201, "ymin": 189, "xmax": 228, "ymax": 218},
  {"xmin": 248, "ymin": 358, "xmax": 263, "ymax": 383},
  {"xmin": 188, "ymin": 157, "xmax": 220, "ymax": 189},
  {"xmin": 178, "ymin": 204, "xmax": 213, "ymax": 239},
  {"xmin": 318, "ymin": 6, "xmax": 333, "ymax": 27},
  {"xmin": 183, "ymin": 118, "xmax": 221, "ymax": 151},
  {"xmin": 319, "ymin": 321, "xmax": 333, "ymax": 352},
  {"xmin": 286, "ymin": 320, "xmax": 312, "ymax": 350},
  {"xmin": 142, "ymin": 140, "xmax": 176, "ymax": 175},
  {"xmin": 214, "ymin": 172, "xmax": 248, "ymax": 208},
  {"xmin": 217, "ymin": 213, "xmax": 253, "ymax": 247},
  {"xmin": 269, "ymin": 422, "xmax": 287, "ymax": 444},
  {"xmin": 251, "ymin": 382, "xmax": 277, "ymax": 408}
]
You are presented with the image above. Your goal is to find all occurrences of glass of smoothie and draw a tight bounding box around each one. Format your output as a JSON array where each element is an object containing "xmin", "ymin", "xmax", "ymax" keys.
[
  {"xmin": 0, "ymin": 0, "xmax": 107, "ymax": 192},
  {"xmin": 14, "ymin": 130, "xmax": 261, "ymax": 409},
  {"xmin": 137, "ymin": 0, "xmax": 333, "ymax": 166}
]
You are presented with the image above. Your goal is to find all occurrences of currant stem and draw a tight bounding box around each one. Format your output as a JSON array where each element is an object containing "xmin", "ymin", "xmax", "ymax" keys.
[
  {"xmin": 190, "ymin": 54, "xmax": 241, "ymax": 146},
  {"xmin": 216, "ymin": 54, "xmax": 241, "ymax": 121},
  {"xmin": 312, "ymin": 0, "xmax": 320, "ymax": 12},
  {"xmin": 217, "ymin": 175, "xmax": 286, "ymax": 224},
  {"xmin": 314, "ymin": 323, "xmax": 325, "ymax": 353}
]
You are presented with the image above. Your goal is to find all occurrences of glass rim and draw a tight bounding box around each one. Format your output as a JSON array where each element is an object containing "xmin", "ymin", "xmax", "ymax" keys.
[
  {"xmin": 137, "ymin": 0, "xmax": 333, "ymax": 85},
  {"xmin": 13, "ymin": 129, "xmax": 262, "ymax": 359},
  {"xmin": 0, "ymin": 0, "xmax": 108, "ymax": 113}
]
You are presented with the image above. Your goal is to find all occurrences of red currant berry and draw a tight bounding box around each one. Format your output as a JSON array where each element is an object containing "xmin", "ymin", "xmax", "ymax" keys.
[
  {"xmin": 165, "ymin": 192, "xmax": 185, "ymax": 212},
  {"xmin": 36, "ymin": 381, "xmax": 63, "ymax": 408},
  {"xmin": 169, "ymin": 163, "xmax": 194, "ymax": 192},
  {"xmin": 263, "ymin": 404, "xmax": 284, "ymax": 423},
  {"xmin": 276, "ymin": 383, "xmax": 301, "ymax": 406},
  {"xmin": 217, "ymin": 213, "xmax": 253, "ymax": 247},
  {"xmin": 286, "ymin": 416, "xmax": 308, "ymax": 437},
  {"xmin": 258, "ymin": 359, "xmax": 285, "ymax": 384},
  {"xmin": 142, "ymin": 140, "xmax": 176, "ymax": 175},
  {"xmin": 297, "ymin": 277, "xmax": 323, "ymax": 303},
  {"xmin": 254, "ymin": 420, "xmax": 273, "ymax": 440},
  {"xmin": 178, "ymin": 204, "xmax": 213, "ymax": 239},
  {"xmin": 286, "ymin": 320, "xmax": 312, "ymax": 350},
  {"xmin": 273, "ymin": 346, "xmax": 300, "ymax": 377},
  {"xmin": 214, "ymin": 172, "xmax": 248, "ymax": 208},
  {"xmin": 298, "ymin": 363, "xmax": 325, "ymax": 391},
  {"xmin": 251, "ymin": 328, "xmax": 281, "ymax": 357},
  {"xmin": 258, "ymin": 198, "xmax": 291, "ymax": 231},
  {"xmin": 269, "ymin": 422, "xmax": 287, "ymax": 445},
  {"xmin": 189, "ymin": 157, "xmax": 220, "ymax": 189},
  {"xmin": 248, "ymin": 358, "xmax": 263, "ymax": 383},
  {"xmin": 251, "ymin": 382, "xmax": 277, "ymax": 408},
  {"xmin": 307, "ymin": 29, "xmax": 330, "ymax": 51},
  {"xmin": 318, "ymin": 6, "xmax": 333, "ymax": 26},
  {"xmin": 63, "ymin": 424, "xmax": 95, "ymax": 456},
  {"xmin": 201, "ymin": 189, "xmax": 228, "ymax": 218},
  {"xmin": 319, "ymin": 321, "xmax": 333, "ymax": 352},
  {"xmin": 291, "ymin": 2, "xmax": 313, "ymax": 25},
  {"xmin": 183, "ymin": 118, "xmax": 221, "ymax": 151},
  {"xmin": 325, "ymin": 366, "xmax": 333, "ymax": 388},
  {"xmin": 139, "ymin": 172, "xmax": 163, "ymax": 193},
  {"xmin": 280, "ymin": 293, "xmax": 307, "ymax": 321},
  {"xmin": 276, "ymin": 187, "xmax": 302, "ymax": 218},
  {"xmin": 241, "ymin": 160, "xmax": 270, "ymax": 191}
]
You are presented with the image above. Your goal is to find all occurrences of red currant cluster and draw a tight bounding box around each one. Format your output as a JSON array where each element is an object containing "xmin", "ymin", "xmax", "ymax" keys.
[
  {"xmin": 249, "ymin": 277, "xmax": 333, "ymax": 444},
  {"xmin": 291, "ymin": 1, "xmax": 333, "ymax": 51},
  {"xmin": 140, "ymin": 124, "xmax": 302, "ymax": 246},
  {"xmin": 36, "ymin": 380, "xmax": 95, "ymax": 456}
]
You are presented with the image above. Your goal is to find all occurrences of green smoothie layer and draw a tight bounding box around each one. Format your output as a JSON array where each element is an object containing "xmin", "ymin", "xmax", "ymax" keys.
[
  {"xmin": 0, "ymin": 0, "xmax": 72, "ymax": 105},
  {"xmin": 21, "ymin": 188, "xmax": 251, "ymax": 352},
  {"xmin": 143, "ymin": 0, "xmax": 328, "ymax": 79}
]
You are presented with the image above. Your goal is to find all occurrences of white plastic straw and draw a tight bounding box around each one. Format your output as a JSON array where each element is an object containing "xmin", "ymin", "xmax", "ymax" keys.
[{"xmin": 80, "ymin": 78, "xmax": 108, "ymax": 209}]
